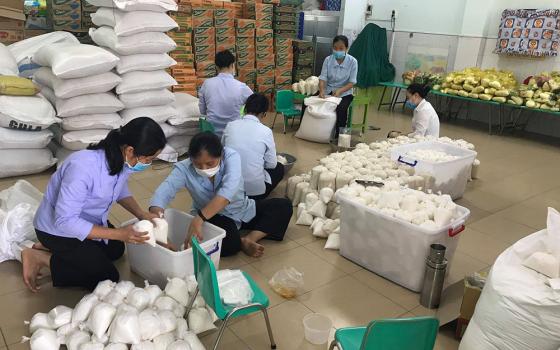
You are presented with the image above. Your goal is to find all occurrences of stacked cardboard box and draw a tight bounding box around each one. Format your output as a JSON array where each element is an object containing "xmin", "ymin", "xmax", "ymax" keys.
[
  {"xmin": 275, "ymin": 37, "xmax": 293, "ymax": 91},
  {"xmin": 245, "ymin": 4, "xmax": 274, "ymax": 95},
  {"xmin": 273, "ymin": 4, "xmax": 298, "ymax": 39},
  {"xmin": 50, "ymin": 0, "xmax": 82, "ymax": 32},
  {"xmin": 292, "ymin": 39, "xmax": 314, "ymax": 82},
  {"xmin": 235, "ymin": 18, "xmax": 256, "ymax": 91},
  {"xmin": 169, "ymin": 4, "xmax": 196, "ymax": 95},
  {"xmin": 80, "ymin": 0, "xmax": 96, "ymax": 30},
  {"xmin": 214, "ymin": 8, "xmax": 235, "ymax": 54},
  {"xmin": 193, "ymin": 7, "xmax": 216, "ymax": 92},
  {"xmin": 224, "ymin": 2, "xmax": 243, "ymax": 18},
  {"xmin": 245, "ymin": 3, "xmax": 273, "ymax": 29},
  {"xmin": 0, "ymin": 0, "xmax": 25, "ymax": 45}
]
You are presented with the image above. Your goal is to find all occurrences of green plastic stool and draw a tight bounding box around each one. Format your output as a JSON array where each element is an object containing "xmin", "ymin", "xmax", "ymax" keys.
[
  {"xmin": 329, "ymin": 317, "xmax": 439, "ymax": 350},
  {"xmin": 199, "ymin": 117, "xmax": 215, "ymax": 133},
  {"xmin": 347, "ymin": 95, "xmax": 371, "ymax": 135},
  {"xmin": 272, "ymin": 90, "xmax": 302, "ymax": 134},
  {"xmin": 186, "ymin": 237, "xmax": 277, "ymax": 350}
]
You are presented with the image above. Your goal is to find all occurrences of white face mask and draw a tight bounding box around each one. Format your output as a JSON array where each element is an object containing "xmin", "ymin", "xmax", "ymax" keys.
[{"xmin": 195, "ymin": 163, "xmax": 220, "ymax": 178}]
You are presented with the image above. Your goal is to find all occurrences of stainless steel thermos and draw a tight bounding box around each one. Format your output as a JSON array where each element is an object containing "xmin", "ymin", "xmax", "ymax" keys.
[{"xmin": 420, "ymin": 243, "xmax": 448, "ymax": 309}]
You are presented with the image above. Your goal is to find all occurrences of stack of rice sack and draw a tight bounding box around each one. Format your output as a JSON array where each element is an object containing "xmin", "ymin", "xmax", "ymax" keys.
[
  {"xmin": 31, "ymin": 42, "xmax": 123, "ymax": 167},
  {"xmin": 88, "ymin": 0, "xmax": 180, "ymax": 138},
  {"xmin": 0, "ymin": 44, "xmax": 58, "ymax": 178},
  {"xmin": 288, "ymin": 135, "xmax": 480, "ymax": 250}
]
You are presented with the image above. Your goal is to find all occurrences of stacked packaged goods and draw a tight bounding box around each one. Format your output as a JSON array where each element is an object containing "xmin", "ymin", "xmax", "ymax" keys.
[
  {"xmin": 275, "ymin": 37, "xmax": 294, "ymax": 91},
  {"xmin": 0, "ymin": 44, "xmax": 58, "ymax": 177},
  {"xmin": 292, "ymin": 39, "xmax": 314, "ymax": 82},
  {"xmin": 169, "ymin": 3, "xmax": 196, "ymax": 96},
  {"xmin": 88, "ymin": 0, "xmax": 179, "ymax": 133},
  {"xmin": 49, "ymin": 0, "xmax": 82, "ymax": 33},
  {"xmin": 30, "ymin": 42, "xmax": 122, "ymax": 167},
  {"xmin": 235, "ymin": 18, "xmax": 256, "ymax": 91},
  {"xmin": 193, "ymin": 7, "xmax": 216, "ymax": 94},
  {"xmin": 273, "ymin": 4, "xmax": 299, "ymax": 39},
  {"xmin": 246, "ymin": 3, "xmax": 275, "ymax": 102}
]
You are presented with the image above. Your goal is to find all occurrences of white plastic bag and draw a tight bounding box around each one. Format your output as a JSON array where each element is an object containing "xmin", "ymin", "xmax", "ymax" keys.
[
  {"xmin": 62, "ymin": 114, "xmax": 122, "ymax": 131},
  {"xmin": 157, "ymin": 310, "xmax": 177, "ymax": 334},
  {"xmin": 90, "ymin": 27, "xmax": 176, "ymax": 56},
  {"xmin": 126, "ymin": 287, "xmax": 150, "ymax": 310},
  {"xmin": 109, "ymin": 308, "xmax": 141, "ymax": 345},
  {"xmin": 91, "ymin": 8, "xmax": 178, "ymax": 36},
  {"xmin": 139, "ymin": 309, "xmax": 162, "ymax": 341},
  {"xmin": 48, "ymin": 305, "xmax": 73, "ymax": 328},
  {"xmin": 56, "ymin": 93, "xmax": 124, "ymax": 118},
  {"xmin": 0, "ymin": 42, "xmax": 18, "ymax": 76},
  {"xmin": 167, "ymin": 340, "xmax": 192, "ymax": 350},
  {"xmin": 268, "ymin": 267, "xmax": 304, "ymax": 299},
  {"xmin": 131, "ymin": 341, "xmax": 157, "ymax": 350},
  {"xmin": 324, "ymin": 234, "xmax": 340, "ymax": 250},
  {"xmin": 165, "ymin": 277, "xmax": 190, "ymax": 306},
  {"xmin": 115, "ymin": 280, "xmax": 135, "ymax": 296},
  {"xmin": 93, "ymin": 280, "xmax": 116, "ymax": 299},
  {"xmin": 0, "ymin": 127, "xmax": 52, "ymax": 149},
  {"xmin": 117, "ymin": 71, "xmax": 177, "ymax": 95},
  {"xmin": 32, "ymin": 43, "xmax": 119, "ymax": 79},
  {"xmin": 55, "ymin": 128, "xmax": 111, "ymax": 151},
  {"xmin": 175, "ymin": 318, "xmax": 189, "ymax": 340},
  {"xmin": 153, "ymin": 332, "xmax": 175, "ymax": 350},
  {"xmin": 113, "ymin": 0, "xmax": 178, "ymax": 12},
  {"xmin": 66, "ymin": 330, "xmax": 91, "ymax": 350},
  {"xmin": 216, "ymin": 269, "xmax": 254, "ymax": 306},
  {"xmin": 295, "ymin": 96, "xmax": 341, "ymax": 143},
  {"xmin": 26, "ymin": 328, "xmax": 59, "ymax": 350},
  {"xmin": 187, "ymin": 308, "xmax": 216, "ymax": 334},
  {"xmin": 104, "ymin": 344, "xmax": 128, "ymax": 350},
  {"xmin": 33, "ymin": 67, "xmax": 121, "ymax": 99},
  {"xmin": 119, "ymin": 89, "xmax": 175, "ymax": 109},
  {"xmin": 80, "ymin": 342, "xmax": 104, "ymax": 350},
  {"xmin": 26, "ymin": 313, "xmax": 55, "ymax": 333},
  {"xmin": 154, "ymin": 296, "xmax": 186, "ymax": 318},
  {"xmin": 87, "ymin": 302, "xmax": 117, "ymax": 339},
  {"xmin": 133, "ymin": 220, "xmax": 156, "ymax": 247},
  {"xmin": 0, "ymin": 94, "xmax": 58, "ymax": 130},
  {"xmin": 57, "ymin": 323, "xmax": 77, "ymax": 345},
  {"xmin": 182, "ymin": 331, "xmax": 205, "ymax": 350},
  {"xmin": 144, "ymin": 281, "xmax": 163, "ymax": 306},
  {"xmin": 117, "ymin": 53, "xmax": 176, "ymax": 74},
  {"xmin": 152, "ymin": 218, "xmax": 169, "ymax": 244}
]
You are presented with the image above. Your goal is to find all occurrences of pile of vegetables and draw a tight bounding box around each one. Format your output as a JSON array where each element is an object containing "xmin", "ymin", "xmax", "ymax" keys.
[
  {"xmin": 516, "ymin": 71, "xmax": 560, "ymax": 111},
  {"xmin": 402, "ymin": 70, "xmax": 443, "ymax": 87},
  {"xmin": 437, "ymin": 67, "xmax": 517, "ymax": 104}
]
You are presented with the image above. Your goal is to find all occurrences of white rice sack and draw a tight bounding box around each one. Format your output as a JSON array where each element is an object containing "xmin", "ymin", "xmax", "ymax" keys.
[
  {"xmin": 109, "ymin": 308, "xmax": 141, "ymax": 345},
  {"xmin": 33, "ymin": 67, "xmax": 122, "ymax": 99},
  {"xmin": 153, "ymin": 332, "xmax": 174, "ymax": 350},
  {"xmin": 286, "ymin": 175, "xmax": 303, "ymax": 200},
  {"xmin": 91, "ymin": 8, "xmax": 178, "ymax": 36},
  {"xmin": 119, "ymin": 89, "xmax": 175, "ymax": 109},
  {"xmin": 0, "ymin": 42, "xmax": 18, "ymax": 76},
  {"xmin": 116, "ymin": 53, "xmax": 176, "ymax": 74},
  {"xmin": 292, "ymin": 181, "xmax": 309, "ymax": 206},
  {"xmin": 91, "ymin": 334, "xmax": 109, "ymax": 346},
  {"xmin": 56, "ymin": 93, "xmax": 124, "ymax": 118},
  {"xmin": 66, "ymin": 331, "xmax": 90, "ymax": 350},
  {"xmin": 167, "ymin": 135, "xmax": 191, "ymax": 157},
  {"xmin": 26, "ymin": 313, "xmax": 55, "ymax": 333},
  {"xmin": 90, "ymin": 27, "xmax": 177, "ymax": 56},
  {"xmin": 26, "ymin": 328, "xmax": 59, "ymax": 350},
  {"xmin": 157, "ymin": 310, "xmax": 177, "ymax": 334},
  {"xmin": 312, "ymin": 220, "xmax": 328, "ymax": 238},
  {"xmin": 103, "ymin": 290, "xmax": 126, "ymax": 307},
  {"xmin": 130, "ymin": 342, "xmax": 156, "ymax": 350},
  {"xmin": 309, "ymin": 165, "xmax": 325, "ymax": 190},
  {"xmin": 0, "ymin": 127, "xmax": 53, "ymax": 149},
  {"xmin": 308, "ymin": 200, "xmax": 326, "ymax": 218},
  {"xmin": 296, "ymin": 210, "xmax": 313, "ymax": 225},
  {"xmin": 319, "ymin": 187, "xmax": 334, "ymax": 204},
  {"xmin": 174, "ymin": 318, "xmax": 189, "ymax": 340},
  {"xmin": 0, "ymin": 149, "xmax": 56, "ymax": 178},
  {"xmin": 170, "ymin": 92, "xmax": 201, "ymax": 123},
  {"xmin": 154, "ymin": 296, "xmax": 185, "ymax": 318},
  {"xmin": 57, "ymin": 323, "xmax": 77, "ymax": 345},
  {"xmin": 144, "ymin": 281, "xmax": 163, "ymax": 306},
  {"xmin": 167, "ymin": 340, "xmax": 192, "ymax": 350},
  {"xmin": 56, "ymin": 129, "xmax": 110, "ymax": 151},
  {"xmin": 93, "ymin": 280, "xmax": 115, "ymax": 299},
  {"xmin": 104, "ymin": 344, "xmax": 128, "ymax": 350},
  {"xmin": 182, "ymin": 331, "xmax": 205, "ymax": 350},
  {"xmin": 87, "ymin": 302, "xmax": 117, "ymax": 339},
  {"xmin": 113, "ymin": 0, "xmax": 178, "ymax": 12},
  {"xmin": 187, "ymin": 308, "xmax": 216, "ymax": 334},
  {"xmin": 0, "ymin": 94, "xmax": 58, "ymax": 130},
  {"xmin": 324, "ymin": 234, "xmax": 340, "ymax": 250},
  {"xmin": 79, "ymin": 342, "xmax": 104, "ymax": 350},
  {"xmin": 152, "ymin": 218, "xmax": 168, "ymax": 244},
  {"xmin": 32, "ymin": 43, "xmax": 118, "ymax": 79},
  {"xmin": 138, "ymin": 309, "xmax": 161, "ymax": 341},
  {"xmin": 318, "ymin": 171, "xmax": 336, "ymax": 190},
  {"xmin": 62, "ymin": 114, "xmax": 122, "ymax": 131},
  {"xmin": 126, "ymin": 287, "xmax": 150, "ymax": 310},
  {"xmin": 133, "ymin": 220, "xmax": 156, "ymax": 247},
  {"xmin": 47, "ymin": 305, "xmax": 73, "ymax": 328},
  {"xmin": 117, "ymin": 71, "xmax": 177, "ymax": 95},
  {"xmin": 85, "ymin": 0, "xmax": 115, "ymax": 6},
  {"xmin": 164, "ymin": 277, "xmax": 190, "ymax": 306},
  {"xmin": 120, "ymin": 105, "xmax": 178, "ymax": 124}
]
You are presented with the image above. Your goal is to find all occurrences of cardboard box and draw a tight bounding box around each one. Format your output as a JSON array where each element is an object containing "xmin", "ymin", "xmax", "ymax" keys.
[
  {"xmin": 257, "ymin": 84, "xmax": 274, "ymax": 94},
  {"xmin": 255, "ymin": 29, "xmax": 273, "ymax": 42},
  {"xmin": 246, "ymin": 3, "xmax": 273, "ymax": 14},
  {"xmin": 274, "ymin": 4, "xmax": 299, "ymax": 14},
  {"xmin": 236, "ymin": 60, "xmax": 255, "ymax": 70},
  {"xmin": 275, "ymin": 67, "xmax": 293, "ymax": 79},
  {"xmin": 172, "ymin": 66, "xmax": 196, "ymax": 75},
  {"xmin": 214, "ymin": 8, "xmax": 234, "ymax": 19},
  {"xmin": 50, "ymin": 0, "xmax": 81, "ymax": 11},
  {"xmin": 235, "ymin": 19, "xmax": 255, "ymax": 29},
  {"xmin": 193, "ymin": 26, "xmax": 215, "ymax": 37},
  {"xmin": 194, "ymin": 49, "xmax": 215, "ymax": 61},
  {"xmin": 256, "ymin": 44, "xmax": 274, "ymax": 55},
  {"xmin": 216, "ymin": 35, "xmax": 235, "ymax": 46},
  {"xmin": 172, "ymin": 37, "xmax": 192, "ymax": 47},
  {"xmin": 236, "ymin": 27, "xmax": 255, "ymax": 38},
  {"xmin": 255, "ymin": 20, "xmax": 272, "ymax": 29},
  {"xmin": 1, "ymin": 0, "xmax": 24, "ymax": 12},
  {"xmin": 215, "ymin": 27, "xmax": 235, "ymax": 37},
  {"xmin": 276, "ymin": 57, "xmax": 293, "ymax": 68},
  {"xmin": 52, "ymin": 18, "xmax": 82, "ymax": 31},
  {"xmin": 171, "ymin": 53, "xmax": 195, "ymax": 64},
  {"xmin": 237, "ymin": 68, "xmax": 256, "ymax": 80},
  {"xmin": 0, "ymin": 16, "xmax": 24, "ymax": 30},
  {"xmin": 192, "ymin": 8, "xmax": 213, "ymax": 28},
  {"xmin": 275, "ymin": 76, "xmax": 292, "ymax": 85},
  {"xmin": 51, "ymin": 8, "xmax": 81, "ymax": 20},
  {"xmin": 274, "ymin": 22, "xmax": 297, "ymax": 31},
  {"xmin": 257, "ymin": 65, "xmax": 275, "ymax": 75},
  {"xmin": 275, "ymin": 29, "xmax": 297, "ymax": 38},
  {"xmin": 0, "ymin": 29, "xmax": 23, "ymax": 44},
  {"xmin": 173, "ymin": 45, "xmax": 193, "ymax": 54},
  {"xmin": 256, "ymin": 74, "xmax": 274, "ymax": 86},
  {"xmin": 216, "ymin": 43, "xmax": 235, "ymax": 54},
  {"xmin": 24, "ymin": 29, "xmax": 50, "ymax": 38},
  {"xmin": 172, "ymin": 85, "xmax": 197, "ymax": 95},
  {"xmin": 214, "ymin": 18, "xmax": 234, "ymax": 27}
]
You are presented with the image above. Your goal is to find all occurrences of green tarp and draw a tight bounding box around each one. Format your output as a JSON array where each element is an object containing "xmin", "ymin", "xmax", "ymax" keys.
[{"xmin": 348, "ymin": 23, "xmax": 396, "ymax": 87}]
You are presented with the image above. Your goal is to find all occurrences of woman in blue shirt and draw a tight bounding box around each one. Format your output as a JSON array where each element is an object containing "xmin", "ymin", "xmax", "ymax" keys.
[
  {"xmin": 149, "ymin": 132, "xmax": 292, "ymax": 258},
  {"xmin": 318, "ymin": 35, "xmax": 358, "ymax": 137},
  {"xmin": 23, "ymin": 118, "xmax": 166, "ymax": 292}
]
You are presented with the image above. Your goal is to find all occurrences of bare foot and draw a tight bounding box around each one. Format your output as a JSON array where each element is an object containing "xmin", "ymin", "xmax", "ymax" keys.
[
  {"xmin": 32, "ymin": 242, "xmax": 49, "ymax": 252},
  {"xmin": 241, "ymin": 237, "xmax": 265, "ymax": 258},
  {"xmin": 22, "ymin": 248, "xmax": 51, "ymax": 292}
]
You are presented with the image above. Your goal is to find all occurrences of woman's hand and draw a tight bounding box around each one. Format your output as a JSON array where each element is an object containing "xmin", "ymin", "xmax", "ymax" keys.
[
  {"xmin": 149, "ymin": 206, "xmax": 165, "ymax": 219},
  {"xmin": 333, "ymin": 89, "xmax": 341, "ymax": 97},
  {"xmin": 116, "ymin": 224, "xmax": 150, "ymax": 244},
  {"xmin": 185, "ymin": 216, "xmax": 204, "ymax": 248},
  {"xmin": 139, "ymin": 210, "xmax": 161, "ymax": 223},
  {"xmin": 319, "ymin": 91, "xmax": 326, "ymax": 99}
]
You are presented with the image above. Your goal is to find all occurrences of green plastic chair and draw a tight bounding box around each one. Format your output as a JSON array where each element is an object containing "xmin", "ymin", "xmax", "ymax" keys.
[
  {"xmin": 199, "ymin": 117, "xmax": 215, "ymax": 133},
  {"xmin": 271, "ymin": 90, "xmax": 302, "ymax": 134},
  {"xmin": 328, "ymin": 316, "xmax": 439, "ymax": 350},
  {"xmin": 186, "ymin": 237, "xmax": 277, "ymax": 350},
  {"xmin": 347, "ymin": 95, "xmax": 371, "ymax": 135}
]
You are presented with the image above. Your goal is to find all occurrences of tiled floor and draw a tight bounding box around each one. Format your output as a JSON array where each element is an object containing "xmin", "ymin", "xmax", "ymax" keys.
[{"xmin": 1, "ymin": 108, "xmax": 555, "ymax": 349}]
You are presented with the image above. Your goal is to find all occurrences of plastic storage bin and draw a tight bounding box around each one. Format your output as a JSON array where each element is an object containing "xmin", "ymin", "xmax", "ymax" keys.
[
  {"xmin": 124, "ymin": 208, "xmax": 226, "ymax": 288},
  {"xmin": 390, "ymin": 141, "xmax": 477, "ymax": 199},
  {"xmin": 338, "ymin": 196, "xmax": 470, "ymax": 292}
]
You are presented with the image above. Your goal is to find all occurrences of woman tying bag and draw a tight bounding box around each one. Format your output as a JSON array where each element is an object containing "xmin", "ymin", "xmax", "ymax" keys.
[
  {"xmin": 222, "ymin": 93, "xmax": 284, "ymax": 200},
  {"xmin": 22, "ymin": 118, "xmax": 167, "ymax": 292},
  {"xmin": 149, "ymin": 132, "xmax": 292, "ymax": 258},
  {"xmin": 388, "ymin": 83, "xmax": 440, "ymax": 138}
]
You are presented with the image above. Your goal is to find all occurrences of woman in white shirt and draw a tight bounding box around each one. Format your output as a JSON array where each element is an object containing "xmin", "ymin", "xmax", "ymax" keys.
[
  {"xmin": 222, "ymin": 93, "xmax": 284, "ymax": 200},
  {"xmin": 405, "ymin": 83, "xmax": 440, "ymax": 137}
]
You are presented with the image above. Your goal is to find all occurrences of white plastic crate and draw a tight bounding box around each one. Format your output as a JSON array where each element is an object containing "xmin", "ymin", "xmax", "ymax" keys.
[
  {"xmin": 338, "ymin": 196, "xmax": 470, "ymax": 292},
  {"xmin": 124, "ymin": 208, "xmax": 226, "ymax": 288},
  {"xmin": 390, "ymin": 141, "xmax": 477, "ymax": 199}
]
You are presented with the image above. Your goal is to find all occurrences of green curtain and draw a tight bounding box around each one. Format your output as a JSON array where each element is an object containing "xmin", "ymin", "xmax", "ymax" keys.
[{"xmin": 348, "ymin": 23, "xmax": 396, "ymax": 87}]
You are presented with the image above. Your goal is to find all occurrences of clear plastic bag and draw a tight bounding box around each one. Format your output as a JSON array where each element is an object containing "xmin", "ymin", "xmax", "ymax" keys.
[{"xmin": 268, "ymin": 267, "xmax": 304, "ymax": 299}]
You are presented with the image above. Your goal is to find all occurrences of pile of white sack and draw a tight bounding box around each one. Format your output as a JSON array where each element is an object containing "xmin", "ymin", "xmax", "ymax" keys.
[
  {"xmin": 24, "ymin": 271, "xmax": 254, "ymax": 350},
  {"xmin": 31, "ymin": 42, "xmax": 123, "ymax": 166},
  {"xmin": 0, "ymin": 180, "xmax": 43, "ymax": 263},
  {"xmin": 291, "ymin": 76, "xmax": 319, "ymax": 96},
  {"xmin": 88, "ymin": 0, "xmax": 184, "ymax": 159},
  {"xmin": 287, "ymin": 135, "xmax": 479, "ymax": 250},
  {"xmin": 0, "ymin": 43, "xmax": 58, "ymax": 178}
]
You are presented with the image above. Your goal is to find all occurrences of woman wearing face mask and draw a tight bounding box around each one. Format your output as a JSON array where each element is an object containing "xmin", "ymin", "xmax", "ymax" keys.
[
  {"xmin": 317, "ymin": 35, "xmax": 358, "ymax": 137},
  {"xmin": 149, "ymin": 132, "xmax": 293, "ymax": 258},
  {"xmin": 406, "ymin": 83, "xmax": 440, "ymax": 137},
  {"xmin": 22, "ymin": 117, "xmax": 167, "ymax": 292}
]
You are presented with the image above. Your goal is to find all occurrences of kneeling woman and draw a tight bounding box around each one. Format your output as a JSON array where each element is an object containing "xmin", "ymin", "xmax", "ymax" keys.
[
  {"xmin": 22, "ymin": 118, "xmax": 166, "ymax": 292},
  {"xmin": 149, "ymin": 132, "xmax": 292, "ymax": 258}
]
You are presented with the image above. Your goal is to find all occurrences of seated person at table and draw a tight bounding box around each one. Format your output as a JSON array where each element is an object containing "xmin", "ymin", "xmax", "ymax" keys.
[
  {"xmin": 149, "ymin": 132, "xmax": 293, "ymax": 258},
  {"xmin": 222, "ymin": 93, "xmax": 284, "ymax": 200},
  {"xmin": 388, "ymin": 83, "xmax": 440, "ymax": 138}
]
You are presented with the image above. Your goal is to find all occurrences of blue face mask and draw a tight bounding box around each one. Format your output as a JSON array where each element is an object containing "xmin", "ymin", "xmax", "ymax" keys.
[
  {"xmin": 333, "ymin": 50, "xmax": 346, "ymax": 60},
  {"xmin": 126, "ymin": 157, "xmax": 151, "ymax": 172},
  {"xmin": 405, "ymin": 100, "xmax": 417, "ymax": 109}
]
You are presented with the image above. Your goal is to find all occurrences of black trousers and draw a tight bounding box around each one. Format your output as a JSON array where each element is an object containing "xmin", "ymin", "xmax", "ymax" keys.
[
  {"xmin": 301, "ymin": 93, "xmax": 354, "ymax": 137},
  {"xmin": 249, "ymin": 163, "xmax": 285, "ymax": 201},
  {"xmin": 208, "ymin": 198, "xmax": 293, "ymax": 257},
  {"xmin": 36, "ymin": 223, "xmax": 125, "ymax": 291}
]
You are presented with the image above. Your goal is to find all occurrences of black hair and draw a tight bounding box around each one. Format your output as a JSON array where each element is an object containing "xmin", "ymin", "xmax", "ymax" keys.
[
  {"xmin": 215, "ymin": 50, "xmax": 236, "ymax": 69},
  {"xmin": 333, "ymin": 35, "xmax": 349, "ymax": 48},
  {"xmin": 88, "ymin": 117, "xmax": 166, "ymax": 176},
  {"xmin": 189, "ymin": 131, "xmax": 224, "ymax": 159},
  {"xmin": 245, "ymin": 93, "xmax": 269, "ymax": 116},
  {"xmin": 407, "ymin": 83, "xmax": 432, "ymax": 98}
]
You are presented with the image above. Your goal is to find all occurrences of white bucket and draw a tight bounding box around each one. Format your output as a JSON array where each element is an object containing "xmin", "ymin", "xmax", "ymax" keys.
[{"xmin": 303, "ymin": 313, "xmax": 332, "ymax": 345}]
